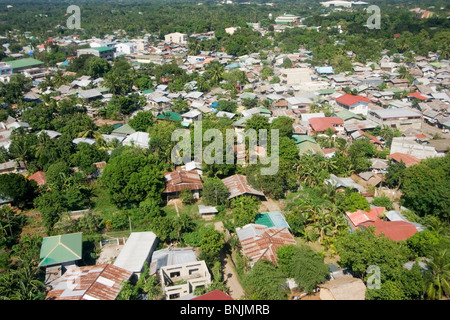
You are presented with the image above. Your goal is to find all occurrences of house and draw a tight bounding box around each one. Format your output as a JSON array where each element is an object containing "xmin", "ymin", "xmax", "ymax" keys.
[
  {"xmin": 198, "ymin": 205, "xmax": 218, "ymax": 218},
  {"xmin": 160, "ymin": 260, "xmax": 211, "ymax": 300},
  {"xmin": 164, "ymin": 32, "xmax": 188, "ymax": 45},
  {"xmin": 390, "ymin": 136, "xmax": 441, "ymax": 160},
  {"xmin": 367, "ymin": 108, "xmax": 422, "ymax": 131},
  {"xmin": 327, "ymin": 174, "xmax": 367, "ymax": 194},
  {"xmin": 78, "ymin": 89, "xmax": 103, "ymax": 102},
  {"xmin": 150, "ymin": 247, "xmax": 198, "ymax": 275},
  {"xmin": 113, "ymin": 231, "xmax": 159, "ymax": 274},
  {"xmin": 7, "ymin": 58, "xmax": 44, "ymax": 73},
  {"xmin": 221, "ymin": 174, "xmax": 265, "ymax": 200},
  {"xmin": 387, "ymin": 78, "xmax": 409, "ymax": 88},
  {"xmin": 0, "ymin": 160, "xmax": 25, "ymax": 174},
  {"xmin": 335, "ymin": 94, "xmax": 370, "ymax": 116},
  {"xmin": 385, "ymin": 210, "xmax": 425, "ymax": 232},
  {"xmin": 163, "ymin": 170, "xmax": 203, "ymax": 200},
  {"xmin": 319, "ymin": 276, "xmax": 366, "ymax": 300},
  {"xmin": 309, "ymin": 117, "xmax": 344, "ymax": 135},
  {"xmin": 181, "ymin": 109, "xmax": 202, "ymax": 124},
  {"xmin": 359, "ymin": 220, "xmax": 418, "ymax": 241},
  {"xmin": 39, "ymin": 232, "xmax": 83, "ymax": 269},
  {"xmin": 77, "ymin": 47, "xmax": 116, "ymax": 61},
  {"xmin": 345, "ymin": 207, "xmax": 385, "ymax": 231},
  {"xmin": 236, "ymin": 223, "xmax": 296, "ymax": 267},
  {"xmin": 191, "ymin": 289, "xmax": 233, "ymax": 300},
  {"xmin": 122, "ymin": 132, "xmax": 150, "ymax": 149},
  {"xmin": 45, "ymin": 264, "xmax": 133, "ymax": 300},
  {"xmin": 389, "ymin": 152, "xmax": 421, "ymax": 167},
  {"xmin": 293, "ymin": 135, "xmax": 323, "ymax": 155},
  {"xmin": 28, "ymin": 171, "xmax": 46, "ymax": 186},
  {"xmin": 279, "ymin": 68, "xmax": 311, "ymax": 85},
  {"xmin": 115, "ymin": 42, "xmax": 137, "ymax": 55}
]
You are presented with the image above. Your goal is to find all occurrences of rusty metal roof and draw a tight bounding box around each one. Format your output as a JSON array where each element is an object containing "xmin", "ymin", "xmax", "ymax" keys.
[
  {"xmin": 221, "ymin": 174, "xmax": 265, "ymax": 199},
  {"xmin": 238, "ymin": 225, "xmax": 296, "ymax": 265},
  {"xmin": 163, "ymin": 170, "xmax": 203, "ymax": 193},
  {"xmin": 45, "ymin": 264, "xmax": 132, "ymax": 300}
]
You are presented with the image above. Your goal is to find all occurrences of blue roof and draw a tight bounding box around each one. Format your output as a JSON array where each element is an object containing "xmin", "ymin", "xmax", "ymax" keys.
[
  {"xmin": 210, "ymin": 101, "xmax": 219, "ymax": 107},
  {"xmin": 315, "ymin": 66, "xmax": 334, "ymax": 75},
  {"xmin": 225, "ymin": 63, "xmax": 240, "ymax": 69}
]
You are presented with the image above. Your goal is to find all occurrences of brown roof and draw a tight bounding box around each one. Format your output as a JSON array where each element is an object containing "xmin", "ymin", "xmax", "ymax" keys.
[
  {"xmin": 163, "ymin": 170, "xmax": 203, "ymax": 193},
  {"xmin": 221, "ymin": 174, "xmax": 265, "ymax": 199},
  {"xmin": 28, "ymin": 171, "xmax": 46, "ymax": 186},
  {"xmin": 240, "ymin": 227, "xmax": 296, "ymax": 265},
  {"xmin": 45, "ymin": 264, "xmax": 132, "ymax": 300},
  {"xmin": 389, "ymin": 152, "xmax": 421, "ymax": 167}
]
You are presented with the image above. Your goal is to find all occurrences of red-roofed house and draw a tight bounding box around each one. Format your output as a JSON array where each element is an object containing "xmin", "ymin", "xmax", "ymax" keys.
[
  {"xmin": 345, "ymin": 207, "xmax": 385, "ymax": 231},
  {"xmin": 408, "ymin": 92, "xmax": 430, "ymax": 101},
  {"xmin": 335, "ymin": 94, "xmax": 371, "ymax": 116},
  {"xmin": 389, "ymin": 152, "xmax": 421, "ymax": 167},
  {"xmin": 191, "ymin": 289, "xmax": 233, "ymax": 300},
  {"xmin": 163, "ymin": 170, "xmax": 203, "ymax": 200},
  {"xmin": 359, "ymin": 220, "xmax": 418, "ymax": 241},
  {"xmin": 28, "ymin": 171, "xmax": 46, "ymax": 186},
  {"xmin": 309, "ymin": 117, "xmax": 344, "ymax": 135}
]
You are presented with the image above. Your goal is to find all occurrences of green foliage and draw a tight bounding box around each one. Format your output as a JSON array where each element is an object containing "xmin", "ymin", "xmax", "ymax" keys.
[
  {"xmin": 0, "ymin": 173, "xmax": 37, "ymax": 208},
  {"xmin": 277, "ymin": 244, "xmax": 329, "ymax": 293},
  {"xmin": 371, "ymin": 196, "xmax": 394, "ymax": 211},
  {"xmin": 339, "ymin": 192, "xmax": 370, "ymax": 213},
  {"xmin": 128, "ymin": 111, "xmax": 154, "ymax": 132},
  {"xmin": 242, "ymin": 259, "xmax": 288, "ymax": 300},
  {"xmin": 100, "ymin": 150, "xmax": 165, "ymax": 208},
  {"xmin": 231, "ymin": 196, "xmax": 260, "ymax": 228},
  {"xmin": 202, "ymin": 177, "xmax": 229, "ymax": 206},
  {"xmin": 407, "ymin": 230, "xmax": 449, "ymax": 258},
  {"xmin": 179, "ymin": 187, "xmax": 195, "ymax": 205}
]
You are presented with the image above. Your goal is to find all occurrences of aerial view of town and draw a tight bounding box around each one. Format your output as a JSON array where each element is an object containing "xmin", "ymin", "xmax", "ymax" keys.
[{"xmin": 0, "ymin": 0, "xmax": 449, "ymax": 305}]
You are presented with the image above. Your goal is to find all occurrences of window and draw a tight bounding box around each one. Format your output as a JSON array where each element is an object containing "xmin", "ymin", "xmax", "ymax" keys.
[
  {"xmin": 170, "ymin": 271, "xmax": 181, "ymax": 278},
  {"xmin": 189, "ymin": 268, "xmax": 199, "ymax": 275}
]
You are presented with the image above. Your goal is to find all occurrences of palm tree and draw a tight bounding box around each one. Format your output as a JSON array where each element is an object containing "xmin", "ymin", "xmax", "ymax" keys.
[{"xmin": 425, "ymin": 249, "xmax": 450, "ymax": 300}]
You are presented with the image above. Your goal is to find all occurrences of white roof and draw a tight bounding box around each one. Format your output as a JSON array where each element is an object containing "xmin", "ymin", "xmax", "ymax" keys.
[
  {"xmin": 113, "ymin": 232, "xmax": 158, "ymax": 273},
  {"xmin": 122, "ymin": 132, "xmax": 150, "ymax": 149}
]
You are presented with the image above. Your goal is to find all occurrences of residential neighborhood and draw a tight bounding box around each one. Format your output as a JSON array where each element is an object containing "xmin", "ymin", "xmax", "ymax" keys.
[{"xmin": 0, "ymin": 0, "xmax": 449, "ymax": 304}]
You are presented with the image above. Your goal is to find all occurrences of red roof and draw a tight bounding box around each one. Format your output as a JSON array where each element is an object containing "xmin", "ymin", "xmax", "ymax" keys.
[
  {"xmin": 359, "ymin": 220, "xmax": 417, "ymax": 241},
  {"xmin": 28, "ymin": 171, "xmax": 46, "ymax": 186},
  {"xmin": 336, "ymin": 94, "xmax": 370, "ymax": 107},
  {"xmin": 191, "ymin": 290, "xmax": 233, "ymax": 300},
  {"xmin": 408, "ymin": 92, "xmax": 428, "ymax": 101},
  {"xmin": 358, "ymin": 130, "xmax": 382, "ymax": 145},
  {"xmin": 346, "ymin": 207, "xmax": 384, "ymax": 229},
  {"xmin": 163, "ymin": 170, "xmax": 203, "ymax": 193},
  {"xmin": 309, "ymin": 117, "xmax": 344, "ymax": 132},
  {"xmin": 389, "ymin": 152, "xmax": 420, "ymax": 167}
]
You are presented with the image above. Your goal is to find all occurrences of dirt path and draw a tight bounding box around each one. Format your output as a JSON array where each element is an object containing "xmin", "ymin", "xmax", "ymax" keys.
[
  {"xmin": 259, "ymin": 198, "xmax": 281, "ymax": 212},
  {"xmin": 223, "ymin": 254, "xmax": 244, "ymax": 300},
  {"xmin": 214, "ymin": 221, "xmax": 244, "ymax": 299}
]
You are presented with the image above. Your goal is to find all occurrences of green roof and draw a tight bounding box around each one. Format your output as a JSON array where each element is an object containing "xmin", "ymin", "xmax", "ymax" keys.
[
  {"xmin": 258, "ymin": 107, "xmax": 271, "ymax": 114},
  {"xmin": 383, "ymin": 88, "xmax": 404, "ymax": 93},
  {"xmin": 7, "ymin": 58, "xmax": 43, "ymax": 70},
  {"xmin": 156, "ymin": 111, "xmax": 182, "ymax": 121},
  {"xmin": 142, "ymin": 89, "xmax": 155, "ymax": 94},
  {"xmin": 335, "ymin": 110, "xmax": 363, "ymax": 121},
  {"xmin": 316, "ymin": 88, "xmax": 335, "ymax": 95},
  {"xmin": 232, "ymin": 117, "xmax": 248, "ymax": 127},
  {"xmin": 298, "ymin": 141, "xmax": 323, "ymax": 155},
  {"xmin": 112, "ymin": 123, "xmax": 136, "ymax": 135},
  {"xmin": 240, "ymin": 93, "xmax": 257, "ymax": 100},
  {"xmin": 39, "ymin": 233, "xmax": 82, "ymax": 267},
  {"xmin": 292, "ymin": 135, "xmax": 316, "ymax": 144},
  {"xmin": 94, "ymin": 46, "xmax": 115, "ymax": 53}
]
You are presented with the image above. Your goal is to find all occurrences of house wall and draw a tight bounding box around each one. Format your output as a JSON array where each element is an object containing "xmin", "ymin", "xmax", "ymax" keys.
[{"xmin": 367, "ymin": 114, "xmax": 423, "ymax": 131}]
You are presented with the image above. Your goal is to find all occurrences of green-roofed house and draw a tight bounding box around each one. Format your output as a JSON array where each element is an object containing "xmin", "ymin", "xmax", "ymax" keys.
[
  {"xmin": 335, "ymin": 110, "xmax": 363, "ymax": 121},
  {"xmin": 111, "ymin": 123, "xmax": 136, "ymax": 136},
  {"xmin": 293, "ymin": 135, "xmax": 323, "ymax": 155},
  {"xmin": 156, "ymin": 111, "xmax": 182, "ymax": 121},
  {"xmin": 77, "ymin": 46, "xmax": 116, "ymax": 61},
  {"xmin": 8, "ymin": 58, "xmax": 44, "ymax": 72},
  {"xmin": 255, "ymin": 211, "xmax": 290, "ymax": 230},
  {"xmin": 39, "ymin": 232, "xmax": 83, "ymax": 268}
]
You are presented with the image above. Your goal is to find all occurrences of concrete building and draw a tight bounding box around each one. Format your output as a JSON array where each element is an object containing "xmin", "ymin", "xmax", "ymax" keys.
[
  {"xmin": 115, "ymin": 42, "xmax": 137, "ymax": 55},
  {"xmin": 164, "ymin": 32, "xmax": 188, "ymax": 45},
  {"xmin": 160, "ymin": 260, "xmax": 211, "ymax": 300},
  {"xmin": 77, "ymin": 47, "xmax": 116, "ymax": 61},
  {"xmin": 367, "ymin": 108, "xmax": 423, "ymax": 131},
  {"xmin": 279, "ymin": 68, "xmax": 312, "ymax": 85}
]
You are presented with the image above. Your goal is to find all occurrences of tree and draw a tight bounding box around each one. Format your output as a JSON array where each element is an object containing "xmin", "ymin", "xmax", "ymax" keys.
[
  {"xmin": 231, "ymin": 196, "xmax": 260, "ymax": 228},
  {"xmin": 202, "ymin": 178, "xmax": 229, "ymax": 206},
  {"xmin": 198, "ymin": 227, "xmax": 224, "ymax": 267},
  {"xmin": 270, "ymin": 116, "xmax": 294, "ymax": 138},
  {"xmin": 86, "ymin": 56, "xmax": 110, "ymax": 78},
  {"xmin": 128, "ymin": 111, "xmax": 154, "ymax": 132},
  {"xmin": 179, "ymin": 187, "xmax": 194, "ymax": 205},
  {"xmin": 243, "ymin": 259, "xmax": 287, "ymax": 300},
  {"xmin": 0, "ymin": 173, "xmax": 37, "ymax": 209},
  {"xmin": 277, "ymin": 244, "xmax": 329, "ymax": 293},
  {"xmin": 339, "ymin": 192, "xmax": 370, "ymax": 213},
  {"xmin": 100, "ymin": 150, "xmax": 165, "ymax": 208},
  {"xmin": 371, "ymin": 196, "xmax": 394, "ymax": 210},
  {"xmin": 281, "ymin": 57, "xmax": 292, "ymax": 68},
  {"xmin": 424, "ymin": 249, "xmax": 450, "ymax": 300},
  {"xmin": 205, "ymin": 61, "xmax": 225, "ymax": 85}
]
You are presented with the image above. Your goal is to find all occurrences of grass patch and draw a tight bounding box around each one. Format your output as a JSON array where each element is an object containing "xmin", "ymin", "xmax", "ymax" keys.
[{"xmin": 90, "ymin": 182, "xmax": 118, "ymax": 216}]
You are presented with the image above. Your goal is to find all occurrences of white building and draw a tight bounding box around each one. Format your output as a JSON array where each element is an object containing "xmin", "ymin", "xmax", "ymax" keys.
[
  {"xmin": 115, "ymin": 42, "xmax": 137, "ymax": 55},
  {"xmin": 164, "ymin": 32, "xmax": 188, "ymax": 45}
]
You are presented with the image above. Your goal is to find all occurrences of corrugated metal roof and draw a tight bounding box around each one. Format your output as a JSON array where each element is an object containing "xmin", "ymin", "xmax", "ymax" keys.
[
  {"xmin": 45, "ymin": 264, "xmax": 132, "ymax": 300},
  {"xmin": 163, "ymin": 170, "xmax": 203, "ymax": 193},
  {"xmin": 221, "ymin": 174, "xmax": 265, "ymax": 199},
  {"xmin": 113, "ymin": 232, "xmax": 158, "ymax": 273}
]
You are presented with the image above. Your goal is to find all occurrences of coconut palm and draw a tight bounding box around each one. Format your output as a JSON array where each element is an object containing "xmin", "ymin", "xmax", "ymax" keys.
[{"xmin": 425, "ymin": 249, "xmax": 450, "ymax": 300}]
